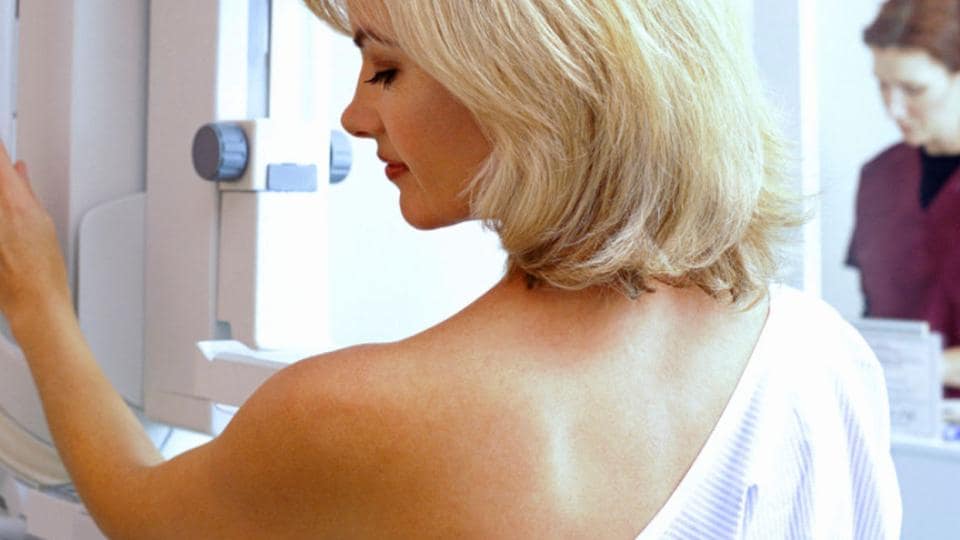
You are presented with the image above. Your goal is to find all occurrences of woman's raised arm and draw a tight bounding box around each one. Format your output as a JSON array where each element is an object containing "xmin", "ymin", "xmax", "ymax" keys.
[{"xmin": 0, "ymin": 140, "xmax": 382, "ymax": 538}]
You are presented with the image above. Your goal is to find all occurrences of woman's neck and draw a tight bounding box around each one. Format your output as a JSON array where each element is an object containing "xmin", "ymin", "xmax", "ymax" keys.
[{"xmin": 924, "ymin": 138, "xmax": 960, "ymax": 156}]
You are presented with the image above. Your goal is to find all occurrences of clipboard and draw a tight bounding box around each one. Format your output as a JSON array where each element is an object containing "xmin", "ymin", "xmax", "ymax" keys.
[{"xmin": 854, "ymin": 318, "xmax": 943, "ymax": 439}]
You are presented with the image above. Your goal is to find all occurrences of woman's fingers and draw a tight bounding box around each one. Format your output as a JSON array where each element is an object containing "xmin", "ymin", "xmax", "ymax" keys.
[
  {"xmin": 0, "ymin": 140, "xmax": 22, "ymax": 185},
  {"xmin": 0, "ymin": 141, "xmax": 34, "ymax": 200},
  {"xmin": 0, "ymin": 138, "xmax": 11, "ymax": 167},
  {"xmin": 12, "ymin": 161, "xmax": 37, "ymax": 199},
  {"xmin": 14, "ymin": 160, "xmax": 28, "ymax": 179},
  {"xmin": 0, "ymin": 140, "xmax": 70, "ymax": 322}
]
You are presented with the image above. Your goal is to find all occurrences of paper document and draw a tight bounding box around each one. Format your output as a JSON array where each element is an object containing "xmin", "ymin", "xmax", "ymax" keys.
[{"xmin": 854, "ymin": 319, "xmax": 943, "ymax": 439}]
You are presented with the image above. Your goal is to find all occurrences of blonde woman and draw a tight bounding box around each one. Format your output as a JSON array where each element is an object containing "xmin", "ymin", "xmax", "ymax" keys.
[{"xmin": 0, "ymin": 0, "xmax": 900, "ymax": 538}]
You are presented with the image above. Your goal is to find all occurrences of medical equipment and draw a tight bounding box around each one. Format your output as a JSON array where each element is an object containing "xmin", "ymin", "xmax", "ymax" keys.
[
  {"xmin": 0, "ymin": 2, "xmax": 333, "ymax": 536},
  {"xmin": 0, "ymin": 2, "xmax": 505, "ymax": 537}
]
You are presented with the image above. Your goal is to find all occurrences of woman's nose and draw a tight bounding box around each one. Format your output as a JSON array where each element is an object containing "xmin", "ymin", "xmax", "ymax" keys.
[{"xmin": 341, "ymin": 89, "xmax": 382, "ymax": 139}]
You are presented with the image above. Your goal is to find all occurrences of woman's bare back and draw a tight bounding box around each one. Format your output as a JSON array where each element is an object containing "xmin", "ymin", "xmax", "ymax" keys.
[{"xmin": 282, "ymin": 275, "xmax": 769, "ymax": 538}]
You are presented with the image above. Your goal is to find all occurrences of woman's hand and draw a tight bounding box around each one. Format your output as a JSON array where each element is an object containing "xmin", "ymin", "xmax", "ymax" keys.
[
  {"xmin": 944, "ymin": 347, "xmax": 960, "ymax": 390},
  {"xmin": 0, "ymin": 140, "xmax": 71, "ymax": 332}
]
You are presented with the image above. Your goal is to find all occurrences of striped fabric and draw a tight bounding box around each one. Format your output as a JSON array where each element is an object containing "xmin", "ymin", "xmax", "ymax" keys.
[{"xmin": 636, "ymin": 285, "xmax": 903, "ymax": 539}]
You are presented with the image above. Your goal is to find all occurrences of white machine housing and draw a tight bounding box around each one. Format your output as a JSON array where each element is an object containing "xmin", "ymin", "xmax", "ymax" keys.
[{"xmin": 143, "ymin": 1, "xmax": 333, "ymax": 433}]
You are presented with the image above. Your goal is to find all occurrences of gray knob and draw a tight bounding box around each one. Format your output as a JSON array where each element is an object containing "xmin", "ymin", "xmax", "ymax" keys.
[
  {"xmin": 192, "ymin": 123, "xmax": 249, "ymax": 181},
  {"xmin": 329, "ymin": 130, "xmax": 352, "ymax": 184}
]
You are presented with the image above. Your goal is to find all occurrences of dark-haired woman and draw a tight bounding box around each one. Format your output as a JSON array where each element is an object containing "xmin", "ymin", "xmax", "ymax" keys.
[{"xmin": 849, "ymin": 0, "xmax": 960, "ymax": 395}]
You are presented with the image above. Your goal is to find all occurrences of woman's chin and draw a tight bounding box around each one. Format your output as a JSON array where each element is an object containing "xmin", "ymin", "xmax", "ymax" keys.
[
  {"xmin": 901, "ymin": 131, "xmax": 925, "ymax": 148},
  {"xmin": 398, "ymin": 204, "xmax": 447, "ymax": 230},
  {"xmin": 400, "ymin": 212, "xmax": 466, "ymax": 231},
  {"xmin": 398, "ymin": 197, "xmax": 470, "ymax": 230}
]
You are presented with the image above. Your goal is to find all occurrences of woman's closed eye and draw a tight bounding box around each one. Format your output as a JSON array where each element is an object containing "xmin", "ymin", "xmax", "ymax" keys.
[
  {"xmin": 365, "ymin": 69, "xmax": 398, "ymax": 88},
  {"xmin": 903, "ymin": 85, "xmax": 926, "ymax": 97}
]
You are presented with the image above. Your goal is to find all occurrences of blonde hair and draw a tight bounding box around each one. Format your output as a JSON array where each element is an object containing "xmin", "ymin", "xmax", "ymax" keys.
[{"xmin": 307, "ymin": 0, "xmax": 800, "ymax": 305}]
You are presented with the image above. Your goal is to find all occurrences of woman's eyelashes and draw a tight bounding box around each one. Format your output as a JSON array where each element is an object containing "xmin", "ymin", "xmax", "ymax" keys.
[
  {"xmin": 365, "ymin": 68, "xmax": 398, "ymax": 88},
  {"xmin": 904, "ymin": 85, "xmax": 926, "ymax": 97}
]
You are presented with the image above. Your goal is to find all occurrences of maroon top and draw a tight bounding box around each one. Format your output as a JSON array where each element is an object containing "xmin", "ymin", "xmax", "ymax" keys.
[{"xmin": 848, "ymin": 143, "xmax": 960, "ymax": 351}]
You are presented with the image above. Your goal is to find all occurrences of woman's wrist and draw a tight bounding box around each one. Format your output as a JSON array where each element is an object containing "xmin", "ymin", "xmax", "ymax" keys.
[{"xmin": 6, "ymin": 292, "xmax": 78, "ymax": 349}]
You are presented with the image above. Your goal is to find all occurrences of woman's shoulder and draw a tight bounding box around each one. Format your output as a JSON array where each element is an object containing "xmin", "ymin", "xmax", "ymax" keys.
[
  {"xmin": 232, "ymin": 341, "xmax": 435, "ymax": 451},
  {"xmin": 861, "ymin": 141, "xmax": 916, "ymax": 178},
  {"xmin": 738, "ymin": 286, "xmax": 885, "ymax": 417},
  {"xmin": 263, "ymin": 325, "xmax": 535, "ymax": 445},
  {"xmin": 219, "ymin": 340, "xmax": 491, "ymax": 517},
  {"xmin": 756, "ymin": 287, "xmax": 891, "ymax": 444},
  {"xmin": 253, "ymin": 334, "xmax": 565, "ymax": 534},
  {"xmin": 762, "ymin": 285, "xmax": 879, "ymax": 371},
  {"xmin": 266, "ymin": 339, "xmax": 478, "ymax": 431}
]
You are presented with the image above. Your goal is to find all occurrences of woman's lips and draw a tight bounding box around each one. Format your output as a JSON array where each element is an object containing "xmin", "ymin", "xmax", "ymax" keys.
[{"xmin": 385, "ymin": 163, "xmax": 408, "ymax": 180}]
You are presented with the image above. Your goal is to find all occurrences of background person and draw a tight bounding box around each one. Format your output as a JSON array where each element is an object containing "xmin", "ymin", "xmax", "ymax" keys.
[
  {"xmin": 0, "ymin": 0, "xmax": 900, "ymax": 537},
  {"xmin": 849, "ymin": 0, "xmax": 960, "ymax": 395}
]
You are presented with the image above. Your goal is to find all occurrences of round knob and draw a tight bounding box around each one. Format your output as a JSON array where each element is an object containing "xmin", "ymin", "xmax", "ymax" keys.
[
  {"xmin": 192, "ymin": 123, "xmax": 249, "ymax": 181},
  {"xmin": 329, "ymin": 130, "xmax": 353, "ymax": 184}
]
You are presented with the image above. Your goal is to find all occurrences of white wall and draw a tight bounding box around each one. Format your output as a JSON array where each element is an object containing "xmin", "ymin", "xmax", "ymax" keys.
[
  {"xmin": 750, "ymin": 0, "xmax": 900, "ymax": 317},
  {"xmin": 816, "ymin": 0, "xmax": 900, "ymax": 319},
  {"xmin": 0, "ymin": 0, "xmax": 15, "ymax": 153},
  {"xmin": 752, "ymin": 0, "xmax": 821, "ymax": 293}
]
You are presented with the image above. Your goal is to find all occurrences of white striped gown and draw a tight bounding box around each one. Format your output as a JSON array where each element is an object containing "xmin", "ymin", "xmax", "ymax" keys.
[{"xmin": 636, "ymin": 286, "xmax": 902, "ymax": 539}]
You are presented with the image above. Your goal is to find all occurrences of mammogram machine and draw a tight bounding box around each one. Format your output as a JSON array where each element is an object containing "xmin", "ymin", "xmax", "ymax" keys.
[{"xmin": 0, "ymin": 1, "xmax": 504, "ymax": 537}]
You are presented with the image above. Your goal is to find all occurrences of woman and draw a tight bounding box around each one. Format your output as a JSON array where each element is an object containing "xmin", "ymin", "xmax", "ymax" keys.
[
  {"xmin": 850, "ymin": 0, "xmax": 960, "ymax": 395},
  {"xmin": 0, "ymin": 0, "xmax": 899, "ymax": 538}
]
